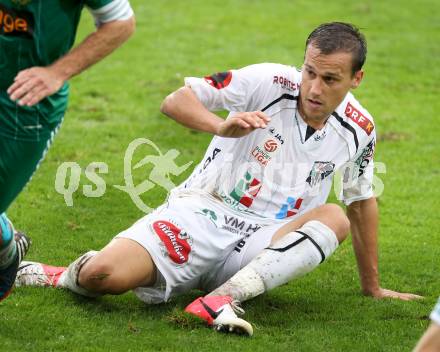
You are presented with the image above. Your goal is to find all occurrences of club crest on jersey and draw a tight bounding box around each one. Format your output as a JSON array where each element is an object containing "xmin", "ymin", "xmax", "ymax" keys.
[
  {"xmin": 204, "ymin": 71, "xmax": 232, "ymax": 89},
  {"xmin": 306, "ymin": 161, "xmax": 335, "ymax": 187},
  {"xmin": 276, "ymin": 197, "xmax": 303, "ymax": 219},
  {"xmin": 152, "ymin": 220, "xmax": 192, "ymax": 265},
  {"xmin": 230, "ymin": 171, "xmax": 261, "ymax": 207},
  {"xmin": 345, "ymin": 102, "xmax": 374, "ymax": 135},
  {"xmin": 251, "ymin": 139, "xmax": 279, "ymax": 166}
]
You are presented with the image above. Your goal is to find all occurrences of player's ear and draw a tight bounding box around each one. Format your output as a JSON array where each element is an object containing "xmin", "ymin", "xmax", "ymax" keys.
[{"xmin": 351, "ymin": 70, "xmax": 364, "ymax": 89}]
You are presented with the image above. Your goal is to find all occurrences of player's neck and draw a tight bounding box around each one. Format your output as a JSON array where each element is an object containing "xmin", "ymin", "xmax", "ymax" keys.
[{"xmin": 297, "ymin": 104, "xmax": 328, "ymax": 130}]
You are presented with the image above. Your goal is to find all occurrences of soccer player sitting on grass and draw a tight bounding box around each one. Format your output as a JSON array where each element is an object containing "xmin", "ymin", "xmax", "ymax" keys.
[{"xmin": 16, "ymin": 22, "xmax": 421, "ymax": 336}]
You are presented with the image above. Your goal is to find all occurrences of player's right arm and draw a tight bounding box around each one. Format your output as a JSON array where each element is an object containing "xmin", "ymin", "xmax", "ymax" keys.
[
  {"xmin": 161, "ymin": 65, "xmax": 277, "ymax": 137},
  {"xmin": 160, "ymin": 87, "xmax": 270, "ymax": 137},
  {"xmin": 7, "ymin": 0, "xmax": 135, "ymax": 107}
]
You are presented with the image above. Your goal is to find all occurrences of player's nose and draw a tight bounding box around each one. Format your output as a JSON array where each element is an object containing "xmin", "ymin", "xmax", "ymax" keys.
[{"xmin": 309, "ymin": 78, "xmax": 323, "ymax": 96}]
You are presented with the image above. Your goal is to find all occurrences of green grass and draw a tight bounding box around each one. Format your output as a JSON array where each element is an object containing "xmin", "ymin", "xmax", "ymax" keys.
[{"xmin": 1, "ymin": 0, "xmax": 439, "ymax": 351}]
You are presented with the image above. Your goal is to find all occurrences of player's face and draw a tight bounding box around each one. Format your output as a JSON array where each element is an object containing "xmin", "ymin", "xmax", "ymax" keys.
[{"xmin": 299, "ymin": 45, "xmax": 363, "ymax": 124}]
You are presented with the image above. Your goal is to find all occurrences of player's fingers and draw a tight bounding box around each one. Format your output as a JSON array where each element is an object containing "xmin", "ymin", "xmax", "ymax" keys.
[
  {"xmin": 255, "ymin": 111, "xmax": 272, "ymax": 123},
  {"xmin": 251, "ymin": 111, "xmax": 271, "ymax": 128},
  {"xmin": 386, "ymin": 291, "xmax": 424, "ymax": 301},
  {"xmin": 8, "ymin": 70, "xmax": 34, "ymax": 93},
  {"xmin": 6, "ymin": 80, "xmax": 24, "ymax": 96},
  {"xmin": 9, "ymin": 79, "xmax": 39, "ymax": 101},
  {"xmin": 17, "ymin": 85, "xmax": 47, "ymax": 106},
  {"xmin": 239, "ymin": 113, "xmax": 264, "ymax": 128},
  {"xmin": 401, "ymin": 293, "xmax": 424, "ymax": 300},
  {"xmin": 12, "ymin": 68, "xmax": 32, "ymax": 83},
  {"xmin": 19, "ymin": 92, "xmax": 45, "ymax": 107},
  {"xmin": 232, "ymin": 118, "xmax": 250, "ymax": 129},
  {"xmin": 7, "ymin": 72, "xmax": 35, "ymax": 95}
]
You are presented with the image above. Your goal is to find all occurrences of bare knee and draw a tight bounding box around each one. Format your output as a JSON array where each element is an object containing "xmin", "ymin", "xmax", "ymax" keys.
[
  {"xmin": 78, "ymin": 259, "xmax": 124, "ymax": 294},
  {"xmin": 321, "ymin": 204, "xmax": 350, "ymax": 243}
]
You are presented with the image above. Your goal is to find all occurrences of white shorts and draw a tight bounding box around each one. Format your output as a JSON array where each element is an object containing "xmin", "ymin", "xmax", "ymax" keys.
[{"xmin": 116, "ymin": 191, "xmax": 286, "ymax": 304}]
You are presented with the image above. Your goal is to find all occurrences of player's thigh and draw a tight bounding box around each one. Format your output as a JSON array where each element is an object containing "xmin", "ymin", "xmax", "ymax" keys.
[
  {"xmin": 271, "ymin": 203, "xmax": 350, "ymax": 244},
  {"xmin": 82, "ymin": 238, "xmax": 157, "ymax": 288},
  {"xmin": 0, "ymin": 133, "xmax": 56, "ymax": 213}
]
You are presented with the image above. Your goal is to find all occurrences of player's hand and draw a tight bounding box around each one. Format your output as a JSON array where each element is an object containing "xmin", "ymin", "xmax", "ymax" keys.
[
  {"xmin": 216, "ymin": 111, "xmax": 271, "ymax": 138},
  {"xmin": 7, "ymin": 66, "xmax": 65, "ymax": 107},
  {"xmin": 366, "ymin": 287, "xmax": 423, "ymax": 301}
]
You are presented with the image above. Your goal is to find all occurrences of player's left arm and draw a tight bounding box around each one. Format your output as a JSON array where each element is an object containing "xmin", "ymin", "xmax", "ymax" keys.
[
  {"xmin": 8, "ymin": 0, "xmax": 135, "ymax": 107},
  {"xmin": 347, "ymin": 197, "xmax": 422, "ymax": 300}
]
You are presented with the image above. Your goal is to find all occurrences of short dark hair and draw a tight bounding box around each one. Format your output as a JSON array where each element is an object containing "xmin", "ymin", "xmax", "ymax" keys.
[{"xmin": 305, "ymin": 22, "xmax": 367, "ymax": 74}]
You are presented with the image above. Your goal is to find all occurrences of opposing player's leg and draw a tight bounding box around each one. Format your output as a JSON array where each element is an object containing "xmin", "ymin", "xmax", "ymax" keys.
[
  {"xmin": 0, "ymin": 128, "xmax": 57, "ymax": 301},
  {"xmin": 185, "ymin": 203, "xmax": 350, "ymax": 335},
  {"xmin": 0, "ymin": 213, "xmax": 18, "ymax": 301},
  {"xmin": 0, "ymin": 214, "xmax": 32, "ymax": 301},
  {"xmin": 17, "ymin": 238, "xmax": 157, "ymax": 297}
]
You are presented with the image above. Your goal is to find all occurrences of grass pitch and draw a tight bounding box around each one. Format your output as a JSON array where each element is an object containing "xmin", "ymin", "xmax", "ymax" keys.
[{"xmin": 1, "ymin": 1, "xmax": 439, "ymax": 351}]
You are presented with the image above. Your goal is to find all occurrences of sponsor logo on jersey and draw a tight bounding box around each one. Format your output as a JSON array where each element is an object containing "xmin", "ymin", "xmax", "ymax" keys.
[
  {"xmin": 0, "ymin": 4, "xmax": 34, "ymax": 38},
  {"xmin": 219, "ymin": 192, "xmax": 257, "ymax": 215},
  {"xmin": 201, "ymin": 147, "xmax": 221, "ymax": 171},
  {"xmin": 276, "ymin": 197, "xmax": 303, "ymax": 219},
  {"xmin": 268, "ymin": 127, "xmax": 285, "ymax": 144},
  {"xmin": 345, "ymin": 102, "xmax": 374, "ymax": 135},
  {"xmin": 12, "ymin": 0, "xmax": 32, "ymax": 5},
  {"xmin": 222, "ymin": 215, "xmax": 261, "ymax": 235},
  {"xmin": 195, "ymin": 208, "xmax": 218, "ymax": 227},
  {"xmin": 204, "ymin": 71, "xmax": 233, "ymax": 89},
  {"xmin": 229, "ymin": 171, "xmax": 261, "ymax": 207},
  {"xmin": 273, "ymin": 76, "xmax": 300, "ymax": 92},
  {"xmin": 306, "ymin": 161, "xmax": 335, "ymax": 187},
  {"xmin": 152, "ymin": 220, "xmax": 192, "ymax": 265},
  {"xmin": 251, "ymin": 139, "xmax": 279, "ymax": 166},
  {"xmin": 355, "ymin": 139, "xmax": 375, "ymax": 177}
]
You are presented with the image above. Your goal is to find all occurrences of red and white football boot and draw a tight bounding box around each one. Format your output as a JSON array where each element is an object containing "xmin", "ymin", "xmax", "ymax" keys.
[
  {"xmin": 185, "ymin": 295, "xmax": 253, "ymax": 336},
  {"xmin": 15, "ymin": 261, "xmax": 66, "ymax": 288}
]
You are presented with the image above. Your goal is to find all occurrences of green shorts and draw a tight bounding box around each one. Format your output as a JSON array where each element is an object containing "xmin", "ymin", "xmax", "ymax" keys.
[{"xmin": 0, "ymin": 125, "xmax": 60, "ymax": 213}]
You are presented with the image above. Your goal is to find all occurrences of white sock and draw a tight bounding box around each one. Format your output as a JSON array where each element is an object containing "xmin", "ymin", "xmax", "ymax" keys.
[
  {"xmin": 58, "ymin": 251, "xmax": 101, "ymax": 297},
  {"xmin": 209, "ymin": 220, "xmax": 339, "ymax": 302}
]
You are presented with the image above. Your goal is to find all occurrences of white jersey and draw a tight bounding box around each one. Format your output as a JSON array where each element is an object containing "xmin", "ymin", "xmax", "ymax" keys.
[{"xmin": 174, "ymin": 63, "xmax": 376, "ymax": 221}]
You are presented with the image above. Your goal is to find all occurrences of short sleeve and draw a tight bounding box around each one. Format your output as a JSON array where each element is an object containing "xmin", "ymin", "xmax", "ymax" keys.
[
  {"xmin": 340, "ymin": 132, "xmax": 376, "ymax": 205},
  {"xmin": 85, "ymin": 0, "xmax": 133, "ymax": 24},
  {"xmin": 184, "ymin": 63, "xmax": 280, "ymax": 112}
]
